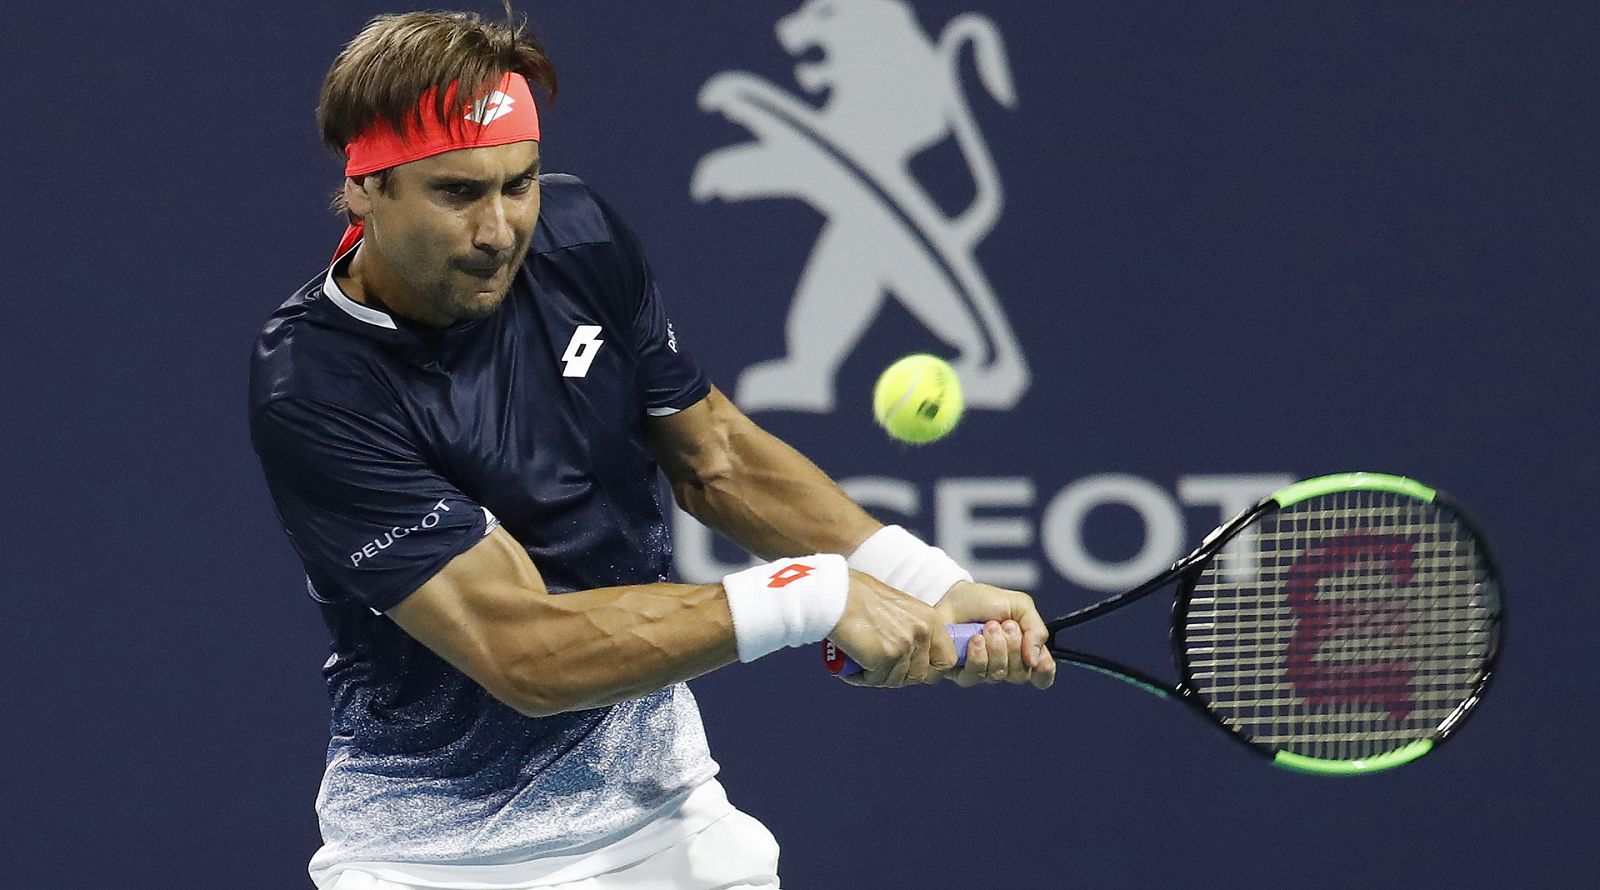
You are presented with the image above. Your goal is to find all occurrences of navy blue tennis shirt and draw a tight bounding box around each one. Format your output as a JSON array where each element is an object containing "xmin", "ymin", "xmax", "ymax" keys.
[{"xmin": 249, "ymin": 175, "xmax": 723, "ymax": 866}]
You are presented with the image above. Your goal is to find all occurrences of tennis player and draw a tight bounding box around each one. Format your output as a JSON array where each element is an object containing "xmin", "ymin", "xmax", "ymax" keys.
[{"xmin": 249, "ymin": 10, "xmax": 1055, "ymax": 889}]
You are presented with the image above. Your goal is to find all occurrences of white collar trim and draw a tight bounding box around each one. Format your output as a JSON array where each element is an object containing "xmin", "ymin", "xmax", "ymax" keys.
[{"xmin": 322, "ymin": 241, "xmax": 398, "ymax": 330}]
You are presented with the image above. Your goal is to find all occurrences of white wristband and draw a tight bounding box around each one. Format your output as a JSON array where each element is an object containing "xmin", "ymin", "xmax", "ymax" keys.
[
  {"xmin": 723, "ymin": 555, "xmax": 849, "ymax": 662},
  {"xmin": 847, "ymin": 525, "xmax": 972, "ymax": 605}
]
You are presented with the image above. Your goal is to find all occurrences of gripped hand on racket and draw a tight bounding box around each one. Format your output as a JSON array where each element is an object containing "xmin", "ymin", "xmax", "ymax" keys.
[
  {"xmin": 935, "ymin": 581, "xmax": 1056, "ymax": 689},
  {"xmin": 826, "ymin": 570, "xmax": 958, "ymax": 687},
  {"xmin": 825, "ymin": 575, "xmax": 1056, "ymax": 688}
]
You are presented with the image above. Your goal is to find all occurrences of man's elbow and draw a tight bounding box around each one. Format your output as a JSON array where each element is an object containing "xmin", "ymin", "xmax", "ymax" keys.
[
  {"xmin": 669, "ymin": 452, "xmax": 737, "ymax": 515},
  {"xmin": 679, "ymin": 446, "xmax": 736, "ymax": 491},
  {"xmin": 495, "ymin": 657, "xmax": 597, "ymax": 718},
  {"xmin": 497, "ymin": 682, "xmax": 584, "ymax": 718}
]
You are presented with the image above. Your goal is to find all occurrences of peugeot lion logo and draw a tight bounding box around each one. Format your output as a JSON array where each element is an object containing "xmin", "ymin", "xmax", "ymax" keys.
[{"xmin": 691, "ymin": 0, "xmax": 1029, "ymax": 413}]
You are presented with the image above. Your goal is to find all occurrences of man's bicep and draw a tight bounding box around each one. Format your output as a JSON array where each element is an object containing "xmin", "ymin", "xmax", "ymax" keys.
[{"xmin": 386, "ymin": 526, "xmax": 552, "ymax": 714}]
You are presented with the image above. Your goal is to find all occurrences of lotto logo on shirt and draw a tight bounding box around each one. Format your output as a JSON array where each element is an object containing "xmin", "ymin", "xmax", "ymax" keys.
[
  {"xmin": 350, "ymin": 499, "xmax": 454, "ymax": 567},
  {"xmin": 561, "ymin": 325, "xmax": 605, "ymax": 377}
]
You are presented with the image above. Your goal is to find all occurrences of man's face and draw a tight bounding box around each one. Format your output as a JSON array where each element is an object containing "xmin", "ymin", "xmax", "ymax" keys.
[{"xmin": 350, "ymin": 140, "xmax": 541, "ymax": 326}]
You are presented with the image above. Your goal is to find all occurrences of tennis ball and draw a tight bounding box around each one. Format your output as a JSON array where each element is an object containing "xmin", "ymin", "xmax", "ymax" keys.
[{"xmin": 873, "ymin": 354, "xmax": 964, "ymax": 444}]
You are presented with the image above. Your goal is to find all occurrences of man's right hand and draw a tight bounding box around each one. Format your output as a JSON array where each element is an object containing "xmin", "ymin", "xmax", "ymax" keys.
[{"xmin": 828, "ymin": 570, "xmax": 958, "ymax": 686}]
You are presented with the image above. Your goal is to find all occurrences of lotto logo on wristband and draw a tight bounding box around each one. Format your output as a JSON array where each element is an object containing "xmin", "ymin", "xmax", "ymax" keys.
[
  {"xmin": 725, "ymin": 554, "xmax": 847, "ymax": 662},
  {"xmin": 767, "ymin": 563, "xmax": 815, "ymax": 588}
]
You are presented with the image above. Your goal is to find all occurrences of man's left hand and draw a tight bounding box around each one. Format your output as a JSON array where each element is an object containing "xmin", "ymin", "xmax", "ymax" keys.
[{"xmin": 935, "ymin": 581, "xmax": 1057, "ymax": 690}]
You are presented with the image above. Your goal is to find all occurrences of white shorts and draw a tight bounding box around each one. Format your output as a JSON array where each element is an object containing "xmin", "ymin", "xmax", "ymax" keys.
[{"xmin": 318, "ymin": 781, "xmax": 780, "ymax": 890}]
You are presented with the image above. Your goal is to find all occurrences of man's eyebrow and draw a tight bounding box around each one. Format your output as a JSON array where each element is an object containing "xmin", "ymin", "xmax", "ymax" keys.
[
  {"xmin": 426, "ymin": 174, "xmax": 487, "ymax": 188},
  {"xmin": 426, "ymin": 160, "xmax": 541, "ymax": 188}
]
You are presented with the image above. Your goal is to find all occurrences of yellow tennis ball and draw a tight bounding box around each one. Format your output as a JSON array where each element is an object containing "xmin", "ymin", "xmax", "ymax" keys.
[{"xmin": 873, "ymin": 354, "xmax": 964, "ymax": 444}]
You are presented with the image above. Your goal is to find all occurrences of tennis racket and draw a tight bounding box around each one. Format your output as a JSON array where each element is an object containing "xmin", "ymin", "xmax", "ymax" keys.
[{"xmin": 825, "ymin": 472, "xmax": 1503, "ymax": 774}]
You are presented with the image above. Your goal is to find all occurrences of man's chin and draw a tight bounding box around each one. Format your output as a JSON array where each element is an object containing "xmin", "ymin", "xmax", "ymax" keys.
[{"xmin": 448, "ymin": 286, "xmax": 510, "ymax": 321}]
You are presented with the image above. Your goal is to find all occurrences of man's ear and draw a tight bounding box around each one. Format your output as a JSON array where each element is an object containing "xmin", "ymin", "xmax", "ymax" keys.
[{"xmin": 344, "ymin": 176, "xmax": 373, "ymax": 218}]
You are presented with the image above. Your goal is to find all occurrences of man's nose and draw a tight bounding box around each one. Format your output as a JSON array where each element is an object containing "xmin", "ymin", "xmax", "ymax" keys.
[{"xmin": 472, "ymin": 195, "xmax": 515, "ymax": 255}]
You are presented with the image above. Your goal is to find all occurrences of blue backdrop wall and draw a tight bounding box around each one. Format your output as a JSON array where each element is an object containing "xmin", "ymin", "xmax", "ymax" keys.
[{"xmin": 3, "ymin": 1, "xmax": 1596, "ymax": 886}]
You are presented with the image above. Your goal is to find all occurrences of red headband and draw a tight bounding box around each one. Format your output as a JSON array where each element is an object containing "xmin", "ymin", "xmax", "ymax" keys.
[{"xmin": 343, "ymin": 72, "xmax": 540, "ymax": 177}]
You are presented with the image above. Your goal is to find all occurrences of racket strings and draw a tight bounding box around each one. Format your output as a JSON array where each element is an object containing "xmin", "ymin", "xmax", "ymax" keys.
[{"xmin": 1182, "ymin": 490, "xmax": 1499, "ymax": 762}]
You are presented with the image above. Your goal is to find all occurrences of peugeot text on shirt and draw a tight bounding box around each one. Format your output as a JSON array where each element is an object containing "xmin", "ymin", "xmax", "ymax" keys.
[{"xmin": 350, "ymin": 499, "xmax": 456, "ymax": 567}]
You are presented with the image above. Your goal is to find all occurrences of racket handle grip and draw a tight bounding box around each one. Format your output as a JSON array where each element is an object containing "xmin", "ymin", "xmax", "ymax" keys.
[{"xmin": 824, "ymin": 622, "xmax": 985, "ymax": 677}]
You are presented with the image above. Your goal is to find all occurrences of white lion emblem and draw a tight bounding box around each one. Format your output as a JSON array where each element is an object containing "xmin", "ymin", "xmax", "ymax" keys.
[{"xmin": 691, "ymin": 0, "xmax": 1030, "ymax": 413}]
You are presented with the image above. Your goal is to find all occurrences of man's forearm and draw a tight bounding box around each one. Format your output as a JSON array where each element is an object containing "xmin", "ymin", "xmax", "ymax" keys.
[
  {"xmin": 391, "ymin": 527, "xmax": 857, "ymax": 716},
  {"xmin": 665, "ymin": 395, "xmax": 881, "ymax": 559}
]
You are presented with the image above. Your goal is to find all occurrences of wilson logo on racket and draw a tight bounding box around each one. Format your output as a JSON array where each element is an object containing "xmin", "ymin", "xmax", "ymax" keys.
[
  {"xmin": 767, "ymin": 563, "xmax": 815, "ymax": 588},
  {"xmin": 823, "ymin": 472, "xmax": 1504, "ymax": 775},
  {"xmin": 1285, "ymin": 532, "xmax": 1418, "ymax": 721},
  {"xmin": 823, "ymin": 638, "xmax": 844, "ymax": 673}
]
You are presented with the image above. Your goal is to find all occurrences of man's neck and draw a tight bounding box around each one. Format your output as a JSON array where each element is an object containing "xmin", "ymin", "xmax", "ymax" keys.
[{"xmin": 339, "ymin": 244, "xmax": 449, "ymax": 328}]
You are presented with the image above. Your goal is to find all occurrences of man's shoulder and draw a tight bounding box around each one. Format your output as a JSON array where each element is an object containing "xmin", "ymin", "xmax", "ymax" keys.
[
  {"xmin": 248, "ymin": 279, "xmax": 393, "ymax": 420},
  {"xmin": 533, "ymin": 173, "xmax": 626, "ymax": 254}
]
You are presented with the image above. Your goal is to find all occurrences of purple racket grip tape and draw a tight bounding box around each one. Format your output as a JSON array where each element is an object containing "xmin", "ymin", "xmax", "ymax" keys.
[{"xmin": 824, "ymin": 622, "xmax": 985, "ymax": 676}]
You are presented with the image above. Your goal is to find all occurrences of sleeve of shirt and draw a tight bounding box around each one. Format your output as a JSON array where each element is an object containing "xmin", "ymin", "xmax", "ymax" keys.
[
  {"xmin": 251, "ymin": 397, "xmax": 496, "ymax": 612},
  {"xmin": 592, "ymin": 190, "xmax": 712, "ymax": 416}
]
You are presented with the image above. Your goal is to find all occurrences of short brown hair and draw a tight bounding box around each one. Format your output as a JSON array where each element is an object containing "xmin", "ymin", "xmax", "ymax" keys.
[{"xmin": 318, "ymin": 5, "xmax": 557, "ymax": 216}]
